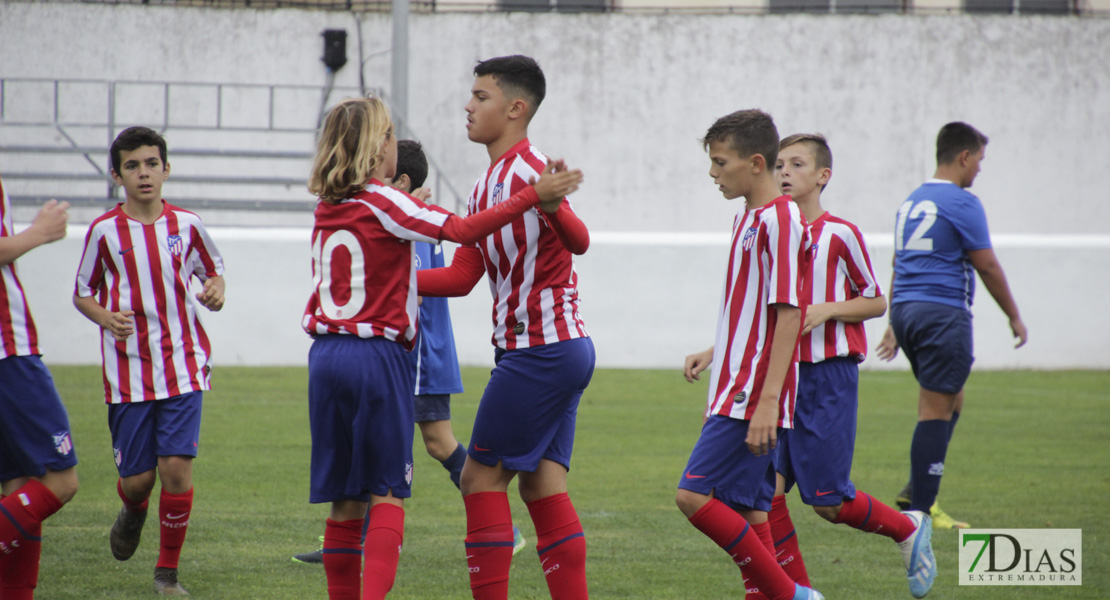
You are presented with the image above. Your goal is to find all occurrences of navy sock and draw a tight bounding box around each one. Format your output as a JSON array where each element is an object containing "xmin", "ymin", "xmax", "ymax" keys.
[
  {"xmin": 910, "ymin": 420, "xmax": 950, "ymax": 512},
  {"xmin": 947, "ymin": 410, "xmax": 961, "ymax": 442},
  {"xmin": 442, "ymin": 442, "xmax": 466, "ymax": 490}
]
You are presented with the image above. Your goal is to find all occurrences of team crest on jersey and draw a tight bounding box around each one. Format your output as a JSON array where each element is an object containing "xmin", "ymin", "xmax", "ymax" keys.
[
  {"xmin": 491, "ymin": 183, "xmax": 505, "ymax": 204},
  {"xmin": 742, "ymin": 226, "xmax": 759, "ymax": 251},
  {"xmin": 166, "ymin": 234, "xmax": 184, "ymax": 256},
  {"xmin": 53, "ymin": 431, "xmax": 73, "ymax": 456},
  {"xmin": 405, "ymin": 461, "xmax": 414, "ymax": 485},
  {"xmin": 414, "ymin": 254, "xmax": 423, "ymax": 269},
  {"xmin": 113, "ymin": 447, "xmax": 122, "ymax": 467}
]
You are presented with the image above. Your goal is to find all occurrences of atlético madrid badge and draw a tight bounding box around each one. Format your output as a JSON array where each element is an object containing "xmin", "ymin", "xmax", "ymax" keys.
[{"xmin": 166, "ymin": 234, "xmax": 184, "ymax": 256}]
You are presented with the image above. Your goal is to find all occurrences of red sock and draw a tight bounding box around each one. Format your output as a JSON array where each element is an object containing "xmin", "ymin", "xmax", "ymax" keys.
[
  {"xmin": 768, "ymin": 495, "xmax": 810, "ymax": 586},
  {"xmin": 361, "ymin": 503, "xmax": 404, "ymax": 600},
  {"xmin": 117, "ymin": 478, "xmax": 149, "ymax": 513},
  {"xmin": 834, "ymin": 491, "xmax": 916, "ymax": 542},
  {"xmin": 464, "ymin": 492, "xmax": 514, "ymax": 600},
  {"xmin": 156, "ymin": 488, "xmax": 193, "ymax": 569},
  {"xmin": 0, "ymin": 480, "xmax": 61, "ymax": 560},
  {"xmin": 324, "ymin": 518, "xmax": 364, "ymax": 600},
  {"xmin": 527, "ymin": 493, "xmax": 588, "ymax": 600},
  {"xmin": 688, "ymin": 499, "xmax": 795, "ymax": 600},
  {"xmin": 0, "ymin": 521, "xmax": 40, "ymax": 600}
]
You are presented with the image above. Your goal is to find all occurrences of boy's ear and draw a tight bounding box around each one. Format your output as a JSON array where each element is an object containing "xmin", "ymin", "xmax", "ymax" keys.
[
  {"xmin": 957, "ymin": 149, "xmax": 972, "ymax": 168},
  {"xmin": 395, "ymin": 173, "xmax": 411, "ymax": 192},
  {"xmin": 818, "ymin": 167, "xmax": 831, "ymax": 187},
  {"xmin": 110, "ymin": 169, "xmax": 123, "ymax": 185},
  {"xmin": 164, "ymin": 162, "xmax": 171, "ymax": 179},
  {"xmin": 750, "ymin": 153, "xmax": 767, "ymax": 174},
  {"xmin": 507, "ymin": 97, "xmax": 530, "ymax": 122}
]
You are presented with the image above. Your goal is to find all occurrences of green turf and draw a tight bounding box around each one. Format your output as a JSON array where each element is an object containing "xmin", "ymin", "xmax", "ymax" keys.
[{"xmin": 32, "ymin": 366, "xmax": 1109, "ymax": 599}]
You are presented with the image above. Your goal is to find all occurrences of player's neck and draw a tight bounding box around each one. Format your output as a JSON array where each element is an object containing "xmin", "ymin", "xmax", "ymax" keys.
[
  {"xmin": 743, "ymin": 176, "xmax": 783, "ymax": 211},
  {"xmin": 793, "ymin": 192, "xmax": 825, "ymax": 222},
  {"xmin": 121, "ymin": 198, "xmax": 164, "ymax": 225},
  {"xmin": 484, "ymin": 128, "xmax": 528, "ymax": 164},
  {"xmin": 932, "ymin": 164, "xmax": 966, "ymax": 188}
]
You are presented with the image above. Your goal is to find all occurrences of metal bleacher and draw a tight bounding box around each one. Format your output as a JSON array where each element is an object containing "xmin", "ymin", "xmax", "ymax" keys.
[{"xmin": 0, "ymin": 77, "xmax": 466, "ymax": 226}]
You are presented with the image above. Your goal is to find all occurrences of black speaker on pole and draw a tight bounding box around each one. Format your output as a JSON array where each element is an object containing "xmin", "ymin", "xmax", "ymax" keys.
[{"xmin": 321, "ymin": 29, "xmax": 348, "ymax": 71}]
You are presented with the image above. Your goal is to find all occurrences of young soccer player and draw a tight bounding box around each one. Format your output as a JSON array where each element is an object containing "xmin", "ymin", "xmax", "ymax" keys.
[
  {"xmin": 290, "ymin": 139, "xmax": 524, "ymax": 565},
  {"xmin": 676, "ymin": 110, "xmax": 822, "ymax": 600},
  {"xmin": 876, "ymin": 122, "xmax": 1027, "ymax": 531},
  {"xmin": 72, "ymin": 126, "xmax": 225, "ymax": 596},
  {"xmin": 0, "ymin": 176, "xmax": 79, "ymax": 600},
  {"xmin": 73, "ymin": 126, "xmax": 225, "ymax": 594},
  {"xmin": 415, "ymin": 55, "xmax": 594, "ymax": 600},
  {"xmin": 765, "ymin": 134, "xmax": 935, "ymax": 599},
  {"xmin": 303, "ymin": 97, "xmax": 580, "ymax": 600}
]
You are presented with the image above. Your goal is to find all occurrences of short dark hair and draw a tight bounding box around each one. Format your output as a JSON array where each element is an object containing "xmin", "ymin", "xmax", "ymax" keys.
[
  {"xmin": 474, "ymin": 55, "xmax": 546, "ymax": 117},
  {"xmin": 396, "ymin": 140, "xmax": 428, "ymax": 190},
  {"xmin": 702, "ymin": 109, "xmax": 780, "ymax": 169},
  {"xmin": 936, "ymin": 122, "xmax": 988, "ymax": 166},
  {"xmin": 111, "ymin": 126, "xmax": 168, "ymax": 173}
]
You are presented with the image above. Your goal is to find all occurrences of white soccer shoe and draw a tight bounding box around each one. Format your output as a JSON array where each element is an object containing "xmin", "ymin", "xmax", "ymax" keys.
[{"xmin": 897, "ymin": 510, "xmax": 936, "ymax": 598}]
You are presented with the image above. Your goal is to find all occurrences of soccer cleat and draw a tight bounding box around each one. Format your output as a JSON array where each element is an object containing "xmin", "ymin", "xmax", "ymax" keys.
[
  {"xmin": 930, "ymin": 502, "xmax": 969, "ymax": 529},
  {"xmin": 895, "ymin": 481, "xmax": 913, "ymax": 511},
  {"xmin": 154, "ymin": 567, "xmax": 190, "ymax": 596},
  {"xmin": 897, "ymin": 511, "xmax": 936, "ymax": 598},
  {"xmin": 790, "ymin": 583, "xmax": 825, "ymax": 600},
  {"xmin": 292, "ymin": 535, "xmax": 325, "ymax": 564},
  {"xmin": 109, "ymin": 505, "xmax": 147, "ymax": 561},
  {"xmin": 512, "ymin": 525, "xmax": 526, "ymax": 556}
]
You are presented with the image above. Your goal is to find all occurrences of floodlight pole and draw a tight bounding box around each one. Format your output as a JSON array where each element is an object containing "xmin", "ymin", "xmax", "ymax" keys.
[{"xmin": 392, "ymin": 0, "xmax": 410, "ymax": 139}]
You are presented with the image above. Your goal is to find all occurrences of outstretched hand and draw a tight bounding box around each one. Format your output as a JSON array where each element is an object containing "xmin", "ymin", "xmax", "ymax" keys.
[{"xmin": 529, "ymin": 159, "xmax": 583, "ymax": 213}]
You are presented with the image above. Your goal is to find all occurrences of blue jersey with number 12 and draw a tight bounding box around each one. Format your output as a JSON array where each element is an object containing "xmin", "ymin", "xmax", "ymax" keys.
[{"xmin": 892, "ymin": 179, "xmax": 992, "ymax": 311}]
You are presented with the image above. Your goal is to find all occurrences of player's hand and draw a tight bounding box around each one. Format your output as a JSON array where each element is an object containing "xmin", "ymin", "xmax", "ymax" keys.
[
  {"xmin": 746, "ymin": 398, "xmax": 779, "ymax": 456},
  {"xmin": 1010, "ymin": 317, "xmax": 1028, "ymax": 349},
  {"xmin": 196, "ymin": 276, "xmax": 225, "ymax": 311},
  {"xmin": 106, "ymin": 310, "xmax": 135, "ymax": 342},
  {"xmin": 29, "ymin": 199, "xmax": 70, "ymax": 245},
  {"xmin": 802, "ymin": 303, "xmax": 835, "ymax": 335},
  {"xmin": 530, "ymin": 159, "xmax": 583, "ymax": 212},
  {"xmin": 683, "ymin": 347, "xmax": 714, "ymax": 383},
  {"xmin": 875, "ymin": 325, "xmax": 899, "ymax": 361},
  {"xmin": 410, "ymin": 187, "xmax": 432, "ymax": 202}
]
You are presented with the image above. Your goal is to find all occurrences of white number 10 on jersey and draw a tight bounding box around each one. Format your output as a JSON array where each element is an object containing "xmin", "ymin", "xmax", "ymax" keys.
[{"xmin": 312, "ymin": 230, "xmax": 366, "ymax": 320}]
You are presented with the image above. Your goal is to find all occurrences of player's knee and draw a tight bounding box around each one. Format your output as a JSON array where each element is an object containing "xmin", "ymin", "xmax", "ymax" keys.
[
  {"xmin": 812, "ymin": 503, "xmax": 841, "ymax": 522},
  {"xmin": 675, "ymin": 489, "xmax": 707, "ymax": 518}
]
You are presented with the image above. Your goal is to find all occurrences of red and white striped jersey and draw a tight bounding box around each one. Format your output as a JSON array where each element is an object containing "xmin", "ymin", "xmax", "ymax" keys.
[
  {"xmin": 800, "ymin": 213, "xmax": 882, "ymax": 364},
  {"xmin": 706, "ymin": 195, "xmax": 806, "ymax": 427},
  {"xmin": 0, "ymin": 178, "xmax": 41, "ymax": 359},
  {"xmin": 74, "ymin": 202, "xmax": 225, "ymax": 404},
  {"xmin": 302, "ymin": 182, "xmax": 451, "ymax": 351},
  {"xmin": 465, "ymin": 138, "xmax": 588, "ymax": 350}
]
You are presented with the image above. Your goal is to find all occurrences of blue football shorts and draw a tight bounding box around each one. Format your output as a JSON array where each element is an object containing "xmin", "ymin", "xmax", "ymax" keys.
[
  {"xmin": 308, "ymin": 335, "xmax": 414, "ymax": 504},
  {"xmin": 679, "ymin": 415, "xmax": 778, "ymax": 513},
  {"xmin": 107, "ymin": 391, "xmax": 203, "ymax": 478},
  {"xmin": 0, "ymin": 355, "xmax": 79, "ymax": 481},
  {"xmin": 468, "ymin": 337, "xmax": 595, "ymax": 473},
  {"xmin": 777, "ymin": 358, "xmax": 860, "ymax": 506},
  {"xmin": 891, "ymin": 301, "xmax": 974, "ymax": 395},
  {"xmin": 413, "ymin": 394, "xmax": 451, "ymax": 423}
]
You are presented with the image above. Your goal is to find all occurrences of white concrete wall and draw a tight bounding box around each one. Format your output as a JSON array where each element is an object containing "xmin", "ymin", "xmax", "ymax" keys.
[
  {"xmin": 2, "ymin": 4, "xmax": 1108, "ymax": 369},
  {"xmin": 15, "ymin": 227, "xmax": 1110, "ymax": 370}
]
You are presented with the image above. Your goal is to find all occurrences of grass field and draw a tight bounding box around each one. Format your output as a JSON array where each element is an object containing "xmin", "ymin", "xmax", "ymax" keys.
[{"xmin": 32, "ymin": 366, "xmax": 1109, "ymax": 599}]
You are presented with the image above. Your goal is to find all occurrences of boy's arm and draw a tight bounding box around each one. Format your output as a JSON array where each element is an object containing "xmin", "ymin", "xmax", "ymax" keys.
[
  {"xmin": 875, "ymin": 257, "xmax": 899, "ymax": 361},
  {"xmin": 196, "ymin": 274, "xmax": 225, "ymax": 312},
  {"xmin": 683, "ymin": 346, "xmax": 714, "ymax": 383},
  {"xmin": 542, "ymin": 203, "xmax": 590, "ymax": 255},
  {"xmin": 803, "ymin": 295, "xmax": 887, "ymax": 335},
  {"xmin": 747, "ymin": 304, "xmax": 800, "ymax": 456},
  {"xmin": 73, "ymin": 294, "xmax": 134, "ymax": 341},
  {"xmin": 417, "ymin": 246, "xmax": 485, "ymax": 297},
  {"xmin": 968, "ymin": 247, "xmax": 1027, "ymax": 348},
  {"xmin": 0, "ymin": 200, "xmax": 69, "ymax": 266}
]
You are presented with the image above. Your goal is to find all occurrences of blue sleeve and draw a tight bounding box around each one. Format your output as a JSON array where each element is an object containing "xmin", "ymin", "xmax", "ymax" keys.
[{"xmin": 950, "ymin": 194, "xmax": 992, "ymax": 251}]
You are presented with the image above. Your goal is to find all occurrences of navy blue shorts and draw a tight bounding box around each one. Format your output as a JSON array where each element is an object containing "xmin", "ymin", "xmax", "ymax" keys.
[
  {"xmin": 308, "ymin": 336, "xmax": 414, "ymax": 504},
  {"xmin": 0, "ymin": 355, "xmax": 79, "ymax": 481},
  {"xmin": 413, "ymin": 394, "xmax": 451, "ymax": 423},
  {"xmin": 777, "ymin": 358, "xmax": 859, "ymax": 506},
  {"xmin": 468, "ymin": 337, "xmax": 595, "ymax": 473},
  {"xmin": 679, "ymin": 415, "xmax": 778, "ymax": 513},
  {"xmin": 107, "ymin": 391, "xmax": 202, "ymax": 477},
  {"xmin": 891, "ymin": 301, "xmax": 974, "ymax": 395}
]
